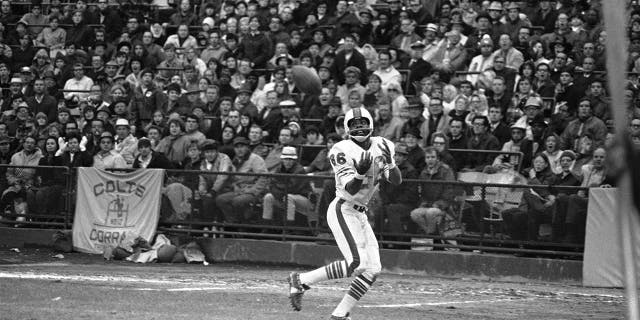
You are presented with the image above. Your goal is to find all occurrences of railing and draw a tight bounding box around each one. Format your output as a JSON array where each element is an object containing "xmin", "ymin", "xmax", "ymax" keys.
[
  {"xmin": 0, "ymin": 165, "xmax": 589, "ymax": 258},
  {"xmin": 0, "ymin": 164, "xmax": 73, "ymax": 229},
  {"xmin": 449, "ymin": 149, "xmax": 524, "ymax": 173}
]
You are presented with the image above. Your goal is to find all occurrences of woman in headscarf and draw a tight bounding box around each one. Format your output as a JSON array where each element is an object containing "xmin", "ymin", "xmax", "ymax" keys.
[{"xmin": 30, "ymin": 48, "xmax": 53, "ymax": 77}]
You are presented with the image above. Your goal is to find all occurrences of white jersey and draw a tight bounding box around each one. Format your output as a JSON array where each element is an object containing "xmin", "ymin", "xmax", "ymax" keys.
[{"xmin": 329, "ymin": 136, "xmax": 395, "ymax": 207}]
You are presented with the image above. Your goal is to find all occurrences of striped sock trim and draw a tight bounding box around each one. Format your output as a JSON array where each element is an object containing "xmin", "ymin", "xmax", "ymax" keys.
[
  {"xmin": 324, "ymin": 260, "xmax": 347, "ymax": 280},
  {"xmin": 347, "ymin": 275, "xmax": 373, "ymax": 301}
]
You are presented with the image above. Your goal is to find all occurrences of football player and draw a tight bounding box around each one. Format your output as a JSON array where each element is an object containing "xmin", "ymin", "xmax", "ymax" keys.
[{"xmin": 287, "ymin": 107, "xmax": 402, "ymax": 319}]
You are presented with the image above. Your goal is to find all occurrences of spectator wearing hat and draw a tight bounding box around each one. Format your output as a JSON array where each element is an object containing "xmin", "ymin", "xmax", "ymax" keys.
[
  {"xmin": 490, "ymin": 122, "xmax": 535, "ymax": 173},
  {"xmin": 113, "ymin": 118, "xmax": 138, "ymax": 167},
  {"xmin": 264, "ymin": 127, "xmax": 294, "ymax": 172},
  {"xmin": 466, "ymin": 36, "xmax": 495, "ymax": 86},
  {"xmin": 373, "ymin": 142, "xmax": 420, "ymax": 248},
  {"xmin": 352, "ymin": 9, "xmax": 374, "ymax": 45},
  {"xmin": 93, "ymin": 132, "xmax": 127, "ymax": 169},
  {"xmin": 261, "ymin": 145, "xmax": 316, "ymax": 229},
  {"xmin": 402, "ymin": 126, "xmax": 426, "ymax": 172},
  {"xmin": 235, "ymin": 83, "xmax": 259, "ymax": 120},
  {"xmin": 554, "ymin": 147, "xmax": 611, "ymax": 244},
  {"xmin": 511, "ymin": 96, "xmax": 543, "ymax": 140},
  {"xmin": 215, "ymin": 136, "xmax": 269, "ymax": 225},
  {"xmin": 418, "ymin": 22, "xmax": 438, "ymax": 56},
  {"xmin": 155, "ymin": 117, "xmax": 193, "ymax": 167},
  {"xmin": 305, "ymin": 86, "xmax": 334, "ymax": 120},
  {"xmin": 331, "ymin": 33, "xmax": 367, "ymax": 85},
  {"xmin": 25, "ymin": 78, "xmax": 57, "ymax": 124},
  {"xmin": 560, "ymin": 98, "xmax": 607, "ymax": 152},
  {"xmin": 405, "ymin": 41, "xmax": 433, "ymax": 95}
]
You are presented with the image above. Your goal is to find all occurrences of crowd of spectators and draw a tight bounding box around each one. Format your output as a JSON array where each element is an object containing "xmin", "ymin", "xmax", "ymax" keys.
[{"xmin": 0, "ymin": 0, "xmax": 639, "ymax": 247}]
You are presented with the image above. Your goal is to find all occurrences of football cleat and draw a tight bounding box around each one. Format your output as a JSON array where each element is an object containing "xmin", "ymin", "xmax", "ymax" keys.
[
  {"xmin": 287, "ymin": 272, "xmax": 310, "ymax": 311},
  {"xmin": 330, "ymin": 313, "xmax": 351, "ymax": 320}
]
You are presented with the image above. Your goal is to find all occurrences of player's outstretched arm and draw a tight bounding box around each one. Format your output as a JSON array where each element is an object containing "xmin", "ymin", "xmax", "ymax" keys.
[
  {"xmin": 345, "ymin": 151, "xmax": 372, "ymax": 195},
  {"xmin": 380, "ymin": 139, "xmax": 402, "ymax": 186}
]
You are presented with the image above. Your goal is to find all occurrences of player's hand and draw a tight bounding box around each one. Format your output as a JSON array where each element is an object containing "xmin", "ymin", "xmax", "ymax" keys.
[
  {"xmin": 353, "ymin": 151, "xmax": 372, "ymax": 176},
  {"xmin": 380, "ymin": 140, "xmax": 393, "ymax": 165}
]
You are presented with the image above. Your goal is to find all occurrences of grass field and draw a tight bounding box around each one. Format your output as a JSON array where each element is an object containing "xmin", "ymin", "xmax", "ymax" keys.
[{"xmin": 0, "ymin": 248, "xmax": 625, "ymax": 320}]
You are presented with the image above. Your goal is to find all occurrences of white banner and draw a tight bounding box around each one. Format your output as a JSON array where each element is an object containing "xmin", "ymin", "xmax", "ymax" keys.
[
  {"xmin": 72, "ymin": 167, "xmax": 164, "ymax": 254},
  {"xmin": 583, "ymin": 188, "xmax": 640, "ymax": 287}
]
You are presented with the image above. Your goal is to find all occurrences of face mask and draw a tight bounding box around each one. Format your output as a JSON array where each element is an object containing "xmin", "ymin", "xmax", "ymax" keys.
[{"xmin": 351, "ymin": 133, "xmax": 370, "ymax": 142}]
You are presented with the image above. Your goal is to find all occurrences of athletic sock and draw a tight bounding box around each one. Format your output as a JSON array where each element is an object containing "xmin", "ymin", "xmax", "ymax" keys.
[
  {"xmin": 332, "ymin": 273, "xmax": 375, "ymax": 317},
  {"xmin": 299, "ymin": 260, "xmax": 348, "ymax": 286}
]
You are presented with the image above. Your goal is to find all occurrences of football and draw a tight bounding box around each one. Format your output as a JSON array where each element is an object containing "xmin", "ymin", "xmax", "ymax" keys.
[
  {"xmin": 156, "ymin": 244, "xmax": 178, "ymax": 263},
  {"xmin": 291, "ymin": 65, "xmax": 322, "ymax": 95}
]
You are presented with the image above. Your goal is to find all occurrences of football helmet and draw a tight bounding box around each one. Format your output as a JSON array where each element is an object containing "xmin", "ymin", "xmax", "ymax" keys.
[{"xmin": 344, "ymin": 107, "xmax": 373, "ymax": 143}]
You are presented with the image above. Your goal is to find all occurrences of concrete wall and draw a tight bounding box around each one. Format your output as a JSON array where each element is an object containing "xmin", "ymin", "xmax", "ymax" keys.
[
  {"xmin": 197, "ymin": 238, "xmax": 583, "ymax": 283},
  {"xmin": 0, "ymin": 228, "xmax": 583, "ymax": 284}
]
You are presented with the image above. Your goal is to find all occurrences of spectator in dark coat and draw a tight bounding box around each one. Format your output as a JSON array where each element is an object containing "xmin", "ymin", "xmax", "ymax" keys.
[
  {"xmin": 240, "ymin": 17, "xmax": 271, "ymax": 68},
  {"xmin": 256, "ymin": 91, "xmax": 284, "ymax": 143},
  {"xmin": 25, "ymin": 78, "xmax": 57, "ymax": 124},
  {"xmin": 330, "ymin": 34, "xmax": 367, "ymax": 85},
  {"xmin": 403, "ymin": 127, "xmax": 426, "ymax": 173},
  {"xmin": 65, "ymin": 11, "xmax": 94, "ymax": 50},
  {"xmin": 132, "ymin": 138, "xmax": 173, "ymax": 169},
  {"xmin": 405, "ymin": 41, "xmax": 433, "ymax": 95},
  {"xmin": 487, "ymin": 105, "xmax": 511, "ymax": 146},
  {"xmin": 463, "ymin": 115, "xmax": 500, "ymax": 171},
  {"xmin": 58, "ymin": 133, "xmax": 94, "ymax": 167}
]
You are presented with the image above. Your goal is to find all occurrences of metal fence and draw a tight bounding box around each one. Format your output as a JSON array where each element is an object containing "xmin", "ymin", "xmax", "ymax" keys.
[{"xmin": 0, "ymin": 165, "xmax": 587, "ymax": 258}]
